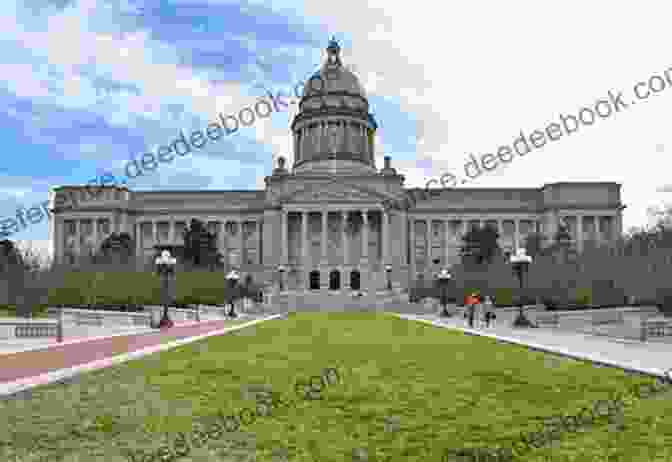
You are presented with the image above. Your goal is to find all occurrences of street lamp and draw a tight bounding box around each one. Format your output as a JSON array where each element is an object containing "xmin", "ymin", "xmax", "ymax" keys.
[
  {"xmin": 436, "ymin": 268, "xmax": 452, "ymax": 317},
  {"xmin": 225, "ymin": 269, "xmax": 241, "ymax": 318},
  {"xmin": 509, "ymin": 248, "xmax": 533, "ymax": 327},
  {"xmin": 385, "ymin": 264, "xmax": 392, "ymax": 291},
  {"xmin": 155, "ymin": 250, "xmax": 177, "ymax": 328},
  {"xmin": 277, "ymin": 264, "xmax": 286, "ymax": 292}
]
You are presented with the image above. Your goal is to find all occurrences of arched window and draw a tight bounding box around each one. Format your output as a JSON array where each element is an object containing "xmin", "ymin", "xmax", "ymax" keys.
[
  {"xmin": 350, "ymin": 270, "xmax": 361, "ymax": 290},
  {"xmin": 329, "ymin": 270, "xmax": 341, "ymax": 290}
]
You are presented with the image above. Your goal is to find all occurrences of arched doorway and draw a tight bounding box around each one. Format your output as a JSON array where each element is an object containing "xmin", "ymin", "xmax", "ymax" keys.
[
  {"xmin": 350, "ymin": 270, "xmax": 361, "ymax": 290},
  {"xmin": 329, "ymin": 270, "xmax": 341, "ymax": 290},
  {"xmin": 309, "ymin": 270, "xmax": 320, "ymax": 290}
]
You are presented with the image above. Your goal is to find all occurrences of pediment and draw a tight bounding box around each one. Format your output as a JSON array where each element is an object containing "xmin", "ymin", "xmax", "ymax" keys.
[{"xmin": 281, "ymin": 180, "xmax": 389, "ymax": 204}]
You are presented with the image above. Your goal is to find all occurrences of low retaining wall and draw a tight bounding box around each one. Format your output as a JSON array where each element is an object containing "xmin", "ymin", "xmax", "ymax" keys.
[
  {"xmin": 47, "ymin": 308, "xmax": 152, "ymax": 329},
  {"xmin": 0, "ymin": 318, "xmax": 60, "ymax": 340}
]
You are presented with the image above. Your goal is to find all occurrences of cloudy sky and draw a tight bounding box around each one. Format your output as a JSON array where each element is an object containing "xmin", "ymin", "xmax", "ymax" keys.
[{"xmin": 2, "ymin": 0, "xmax": 671, "ymax": 260}]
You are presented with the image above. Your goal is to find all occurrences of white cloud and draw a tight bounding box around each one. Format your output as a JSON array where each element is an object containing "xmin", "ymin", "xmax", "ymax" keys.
[{"xmin": 294, "ymin": 0, "xmax": 672, "ymax": 231}]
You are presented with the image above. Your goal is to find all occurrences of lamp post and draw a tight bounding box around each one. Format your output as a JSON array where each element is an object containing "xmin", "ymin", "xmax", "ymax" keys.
[
  {"xmin": 277, "ymin": 264, "xmax": 286, "ymax": 292},
  {"xmin": 155, "ymin": 250, "xmax": 177, "ymax": 328},
  {"xmin": 509, "ymin": 248, "xmax": 533, "ymax": 327},
  {"xmin": 225, "ymin": 269, "xmax": 241, "ymax": 318},
  {"xmin": 436, "ymin": 268, "xmax": 452, "ymax": 317},
  {"xmin": 385, "ymin": 264, "xmax": 392, "ymax": 291}
]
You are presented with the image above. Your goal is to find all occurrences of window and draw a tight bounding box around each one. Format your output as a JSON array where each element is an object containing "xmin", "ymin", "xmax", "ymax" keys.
[{"xmin": 64, "ymin": 220, "xmax": 76, "ymax": 236}]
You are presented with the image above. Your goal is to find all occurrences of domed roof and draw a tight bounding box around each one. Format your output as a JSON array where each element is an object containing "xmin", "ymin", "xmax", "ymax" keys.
[
  {"xmin": 302, "ymin": 66, "xmax": 367, "ymax": 100},
  {"xmin": 300, "ymin": 38, "xmax": 367, "ymax": 103}
]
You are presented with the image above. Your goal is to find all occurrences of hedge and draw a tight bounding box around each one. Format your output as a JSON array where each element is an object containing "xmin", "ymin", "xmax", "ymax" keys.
[{"xmin": 46, "ymin": 270, "xmax": 247, "ymax": 307}]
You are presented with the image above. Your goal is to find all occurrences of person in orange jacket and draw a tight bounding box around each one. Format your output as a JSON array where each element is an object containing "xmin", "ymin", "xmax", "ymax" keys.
[{"xmin": 466, "ymin": 292, "xmax": 479, "ymax": 328}]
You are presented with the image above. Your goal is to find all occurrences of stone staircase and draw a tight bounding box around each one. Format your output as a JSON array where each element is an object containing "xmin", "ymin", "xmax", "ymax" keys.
[{"xmin": 267, "ymin": 290, "xmax": 434, "ymax": 313}]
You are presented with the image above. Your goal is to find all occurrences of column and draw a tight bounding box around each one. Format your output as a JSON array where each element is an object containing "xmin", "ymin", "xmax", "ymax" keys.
[
  {"xmin": 577, "ymin": 215, "xmax": 583, "ymax": 253},
  {"xmin": 302, "ymin": 211, "xmax": 309, "ymax": 266},
  {"xmin": 54, "ymin": 219, "xmax": 63, "ymax": 264},
  {"xmin": 321, "ymin": 211, "xmax": 328, "ymax": 263},
  {"xmin": 361, "ymin": 211, "xmax": 369, "ymax": 260},
  {"xmin": 382, "ymin": 210, "xmax": 390, "ymax": 265},
  {"xmin": 256, "ymin": 220, "xmax": 262, "ymax": 264},
  {"xmin": 237, "ymin": 220, "xmax": 244, "ymax": 267},
  {"xmin": 93, "ymin": 219, "xmax": 99, "ymax": 250},
  {"xmin": 443, "ymin": 219, "xmax": 450, "ymax": 265},
  {"xmin": 595, "ymin": 216, "xmax": 601, "ymax": 245},
  {"xmin": 169, "ymin": 221, "xmax": 175, "ymax": 244},
  {"xmin": 316, "ymin": 122, "xmax": 322, "ymax": 154},
  {"xmin": 342, "ymin": 211, "xmax": 349, "ymax": 266},
  {"xmin": 514, "ymin": 219, "xmax": 520, "ymax": 252},
  {"xmin": 135, "ymin": 222, "xmax": 141, "ymax": 256},
  {"xmin": 299, "ymin": 128, "xmax": 305, "ymax": 160},
  {"xmin": 425, "ymin": 219, "xmax": 431, "ymax": 270},
  {"xmin": 362, "ymin": 125, "xmax": 368, "ymax": 159},
  {"xmin": 615, "ymin": 212, "xmax": 623, "ymax": 241},
  {"xmin": 409, "ymin": 218, "xmax": 416, "ymax": 277},
  {"xmin": 343, "ymin": 121, "xmax": 350, "ymax": 153},
  {"xmin": 294, "ymin": 134, "xmax": 299, "ymax": 162},
  {"xmin": 281, "ymin": 211, "xmax": 288, "ymax": 264}
]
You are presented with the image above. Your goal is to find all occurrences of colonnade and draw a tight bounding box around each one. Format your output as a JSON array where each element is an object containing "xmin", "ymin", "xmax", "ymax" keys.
[{"xmin": 279, "ymin": 209, "xmax": 389, "ymax": 266}]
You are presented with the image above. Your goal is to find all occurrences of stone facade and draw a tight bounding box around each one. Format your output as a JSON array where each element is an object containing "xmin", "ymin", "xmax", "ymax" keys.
[{"xmin": 48, "ymin": 39, "xmax": 625, "ymax": 292}]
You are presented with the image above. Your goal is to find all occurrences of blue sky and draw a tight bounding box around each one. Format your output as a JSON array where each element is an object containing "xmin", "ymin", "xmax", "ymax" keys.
[{"xmin": 2, "ymin": 0, "xmax": 672, "ymax": 259}]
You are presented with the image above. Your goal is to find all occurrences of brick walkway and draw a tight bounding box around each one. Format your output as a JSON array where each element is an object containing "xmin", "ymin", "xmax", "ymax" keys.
[{"xmin": 0, "ymin": 318, "xmax": 247, "ymax": 384}]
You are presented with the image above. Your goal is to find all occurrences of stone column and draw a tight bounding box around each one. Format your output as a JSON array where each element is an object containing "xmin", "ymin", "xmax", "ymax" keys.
[
  {"xmin": 595, "ymin": 216, "xmax": 601, "ymax": 245},
  {"xmin": 302, "ymin": 211, "xmax": 309, "ymax": 268},
  {"xmin": 514, "ymin": 219, "xmax": 520, "ymax": 252},
  {"xmin": 294, "ymin": 131, "xmax": 301, "ymax": 161},
  {"xmin": 281, "ymin": 211, "xmax": 288, "ymax": 265},
  {"xmin": 54, "ymin": 219, "xmax": 63, "ymax": 264},
  {"xmin": 577, "ymin": 215, "xmax": 583, "ymax": 253},
  {"xmin": 343, "ymin": 121, "xmax": 349, "ymax": 153},
  {"xmin": 256, "ymin": 220, "xmax": 262, "ymax": 264},
  {"xmin": 425, "ymin": 219, "xmax": 431, "ymax": 271},
  {"xmin": 361, "ymin": 211, "xmax": 369, "ymax": 261},
  {"xmin": 342, "ymin": 211, "xmax": 349, "ymax": 266},
  {"xmin": 135, "ymin": 222, "xmax": 141, "ymax": 257},
  {"xmin": 362, "ymin": 125, "xmax": 368, "ymax": 159},
  {"xmin": 321, "ymin": 211, "xmax": 328, "ymax": 263},
  {"xmin": 92, "ymin": 219, "xmax": 99, "ymax": 252},
  {"xmin": 409, "ymin": 218, "xmax": 416, "ymax": 278},
  {"xmin": 615, "ymin": 212, "xmax": 623, "ymax": 241},
  {"xmin": 237, "ymin": 220, "xmax": 244, "ymax": 267},
  {"xmin": 169, "ymin": 221, "xmax": 175, "ymax": 244},
  {"xmin": 382, "ymin": 210, "xmax": 390, "ymax": 265},
  {"xmin": 443, "ymin": 220, "xmax": 450, "ymax": 266}
]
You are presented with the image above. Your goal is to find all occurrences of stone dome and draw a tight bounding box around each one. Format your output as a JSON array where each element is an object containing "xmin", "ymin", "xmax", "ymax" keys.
[
  {"xmin": 298, "ymin": 38, "xmax": 369, "ymax": 114},
  {"xmin": 291, "ymin": 38, "xmax": 378, "ymax": 176}
]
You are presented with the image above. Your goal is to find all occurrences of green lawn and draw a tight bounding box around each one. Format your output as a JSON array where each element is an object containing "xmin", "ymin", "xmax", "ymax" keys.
[{"xmin": 0, "ymin": 312, "xmax": 669, "ymax": 462}]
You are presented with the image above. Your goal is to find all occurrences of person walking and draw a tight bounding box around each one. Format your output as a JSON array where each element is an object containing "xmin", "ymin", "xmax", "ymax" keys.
[
  {"xmin": 483, "ymin": 296, "xmax": 495, "ymax": 327},
  {"xmin": 466, "ymin": 292, "xmax": 478, "ymax": 328}
]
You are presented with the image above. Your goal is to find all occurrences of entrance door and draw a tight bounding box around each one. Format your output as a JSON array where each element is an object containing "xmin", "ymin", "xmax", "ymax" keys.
[
  {"xmin": 350, "ymin": 270, "xmax": 361, "ymax": 290},
  {"xmin": 329, "ymin": 270, "xmax": 341, "ymax": 290},
  {"xmin": 309, "ymin": 270, "xmax": 320, "ymax": 290}
]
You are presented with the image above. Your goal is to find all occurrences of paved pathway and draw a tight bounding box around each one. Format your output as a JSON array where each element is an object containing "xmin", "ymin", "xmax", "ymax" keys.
[
  {"xmin": 396, "ymin": 312, "xmax": 672, "ymax": 380},
  {"xmin": 0, "ymin": 316, "xmax": 259, "ymax": 384}
]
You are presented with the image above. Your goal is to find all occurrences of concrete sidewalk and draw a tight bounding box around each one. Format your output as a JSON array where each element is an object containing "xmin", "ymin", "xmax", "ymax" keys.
[{"xmin": 395, "ymin": 312, "xmax": 672, "ymax": 381}]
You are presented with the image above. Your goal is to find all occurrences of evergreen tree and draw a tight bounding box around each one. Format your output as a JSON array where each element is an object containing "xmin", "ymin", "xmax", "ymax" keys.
[
  {"xmin": 460, "ymin": 224, "xmax": 501, "ymax": 265},
  {"xmin": 182, "ymin": 219, "xmax": 221, "ymax": 269},
  {"xmin": 99, "ymin": 232, "xmax": 134, "ymax": 263}
]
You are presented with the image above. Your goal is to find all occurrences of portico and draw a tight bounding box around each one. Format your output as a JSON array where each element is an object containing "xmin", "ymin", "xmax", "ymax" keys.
[{"xmin": 277, "ymin": 206, "xmax": 391, "ymax": 291}]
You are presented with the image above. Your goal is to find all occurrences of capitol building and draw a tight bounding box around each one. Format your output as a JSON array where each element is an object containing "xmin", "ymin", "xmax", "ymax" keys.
[{"xmin": 50, "ymin": 39, "xmax": 625, "ymax": 292}]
